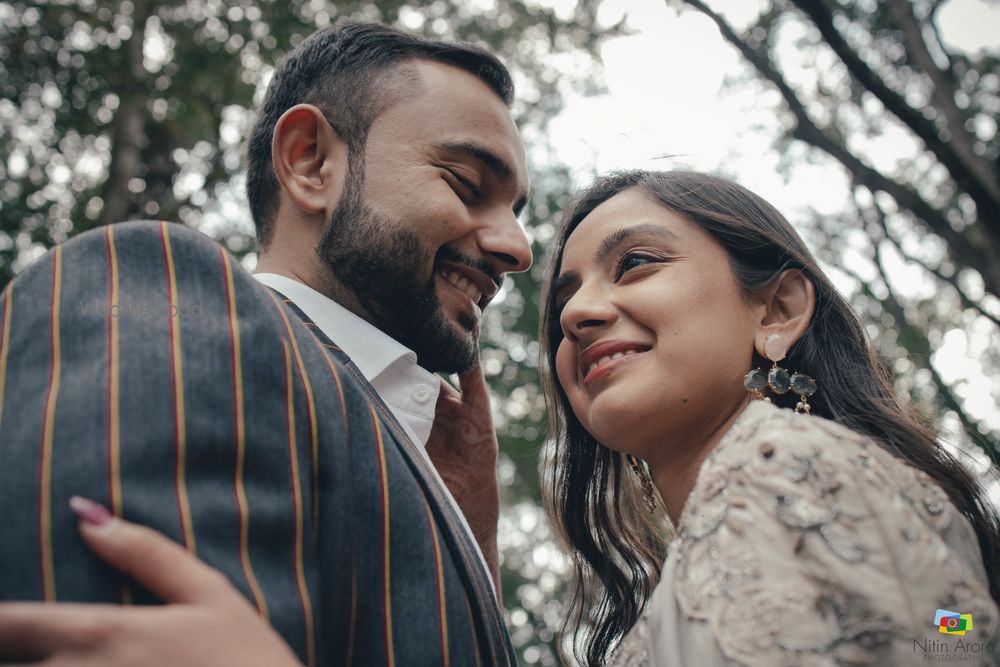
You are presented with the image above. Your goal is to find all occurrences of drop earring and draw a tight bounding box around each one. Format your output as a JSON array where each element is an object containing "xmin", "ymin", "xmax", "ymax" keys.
[{"xmin": 744, "ymin": 334, "xmax": 817, "ymax": 414}]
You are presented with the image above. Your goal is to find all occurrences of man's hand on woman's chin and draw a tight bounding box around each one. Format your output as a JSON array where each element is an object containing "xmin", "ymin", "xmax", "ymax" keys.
[{"xmin": 0, "ymin": 497, "xmax": 303, "ymax": 667}]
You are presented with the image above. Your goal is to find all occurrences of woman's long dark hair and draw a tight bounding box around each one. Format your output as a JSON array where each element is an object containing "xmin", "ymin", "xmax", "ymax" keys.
[{"xmin": 539, "ymin": 170, "xmax": 1000, "ymax": 667}]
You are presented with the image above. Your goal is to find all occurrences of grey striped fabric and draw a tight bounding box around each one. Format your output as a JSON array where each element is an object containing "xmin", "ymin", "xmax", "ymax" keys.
[{"xmin": 0, "ymin": 220, "xmax": 516, "ymax": 667}]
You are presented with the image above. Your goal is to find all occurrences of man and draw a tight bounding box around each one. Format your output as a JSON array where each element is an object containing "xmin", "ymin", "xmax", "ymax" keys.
[{"xmin": 0, "ymin": 20, "xmax": 530, "ymax": 666}]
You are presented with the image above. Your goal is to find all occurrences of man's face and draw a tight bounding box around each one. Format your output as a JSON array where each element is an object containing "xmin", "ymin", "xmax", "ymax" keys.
[{"xmin": 319, "ymin": 60, "xmax": 532, "ymax": 373}]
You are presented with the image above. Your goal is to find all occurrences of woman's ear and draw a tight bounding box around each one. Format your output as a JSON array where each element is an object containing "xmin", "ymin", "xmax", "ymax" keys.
[
  {"xmin": 752, "ymin": 269, "xmax": 816, "ymax": 359},
  {"xmin": 271, "ymin": 104, "xmax": 348, "ymax": 218}
]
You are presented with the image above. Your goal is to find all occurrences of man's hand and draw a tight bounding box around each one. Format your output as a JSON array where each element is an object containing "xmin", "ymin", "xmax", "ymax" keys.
[
  {"xmin": 0, "ymin": 498, "xmax": 303, "ymax": 667},
  {"xmin": 425, "ymin": 362, "xmax": 502, "ymax": 598}
]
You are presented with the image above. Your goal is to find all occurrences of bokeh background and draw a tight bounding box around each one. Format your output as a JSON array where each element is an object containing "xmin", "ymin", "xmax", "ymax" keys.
[{"xmin": 2, "ymin": 0, "xmax": 998, "ymax": 663}]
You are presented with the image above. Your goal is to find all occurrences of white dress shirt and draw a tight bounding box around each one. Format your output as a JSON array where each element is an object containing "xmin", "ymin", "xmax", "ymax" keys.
[
  {"xmin": 254, "ymin": 273, "xmax": 441, "ymax": 450},
  {"xmin": 253, "ymin": 273, "xmax": 494, "ymax": 589}
]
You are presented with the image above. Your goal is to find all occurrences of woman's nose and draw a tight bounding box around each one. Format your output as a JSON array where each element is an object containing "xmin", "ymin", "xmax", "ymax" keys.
[{"xmin": 559, "ymin": 283, "xmax": 617, "ymax": 339}]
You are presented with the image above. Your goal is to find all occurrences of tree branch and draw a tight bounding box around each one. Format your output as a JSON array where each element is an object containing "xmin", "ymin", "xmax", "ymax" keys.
[
  {"xmin": 680, "ymin": 0, "xmax": 1000, "ymax": 299},
  {"xmin": 838, "ymin": 241, "xmax": 998, "ymax": 463},
  {"xmin": 871, "ymin": 239, "xmax": 998, "ymax": 464},
  {"xmin": 856, "ymin": 186, "xmax": 1000, "ymax": 329},
  {"xmin": 791, "ymin": 0, "xmax": 1000, "ymax": 230},
  {"xmin": 882, "ymin": 0, "xmax": 1000, "ymax": 221}
]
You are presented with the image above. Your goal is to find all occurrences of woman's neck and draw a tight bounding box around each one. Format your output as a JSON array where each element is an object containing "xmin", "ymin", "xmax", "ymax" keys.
[{"xmin": 648, "ymin": 397, "xmax": 751, "ymax": 525}]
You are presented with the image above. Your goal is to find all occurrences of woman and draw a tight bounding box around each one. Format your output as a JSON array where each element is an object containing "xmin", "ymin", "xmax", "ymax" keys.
[
  {"xmin": 540, "ymin": 170, "xmax": 1000, "ymax": 666},
  {"xmin": 3, "ymin": 170, "xmax": 997, "ymax": 667}
]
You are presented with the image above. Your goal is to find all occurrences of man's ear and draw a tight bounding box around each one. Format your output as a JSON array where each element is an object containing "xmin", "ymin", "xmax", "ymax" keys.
[
  {"xmin": 752, "ymin": 269, "xmax": 816, "ymax": 359},
  {"xmin": 271, "ymin": 104, "xmax": 348, "ymax": 217}
]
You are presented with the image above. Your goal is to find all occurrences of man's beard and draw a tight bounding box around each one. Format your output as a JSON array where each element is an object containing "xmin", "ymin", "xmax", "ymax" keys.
[{"xmin": 317, "ymin": 169, "xmax": 479, "ymax": 373}]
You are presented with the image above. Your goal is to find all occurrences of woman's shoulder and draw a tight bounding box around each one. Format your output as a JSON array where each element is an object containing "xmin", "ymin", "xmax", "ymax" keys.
[
  {"xmin": 670, "ymin": 400, "xmax": 998, "ymax": 667},
  {"xmin": 690, "ymin": 400, "xmax": 956, "ymax": 533}
]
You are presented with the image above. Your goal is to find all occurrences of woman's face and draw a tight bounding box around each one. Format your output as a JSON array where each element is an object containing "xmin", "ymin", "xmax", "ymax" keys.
[{"xmin": 553, "ymin": 188, "xmax": 759, "ymax": 459}]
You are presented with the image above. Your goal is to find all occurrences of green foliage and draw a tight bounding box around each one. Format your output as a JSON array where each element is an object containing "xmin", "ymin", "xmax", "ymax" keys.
[{"xmin": 0, "ymin": 0, "xmax": 620, "ymax": 274}]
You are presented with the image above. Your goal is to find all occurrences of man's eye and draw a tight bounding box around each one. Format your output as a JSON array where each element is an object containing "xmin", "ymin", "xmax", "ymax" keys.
[
  {"xmin": 447, "ymin": 170, "xmax": 483, "ymax": 200},
  {"xmin": 614, "ymin": 253, "xmax": 659, "ymax": 280}
]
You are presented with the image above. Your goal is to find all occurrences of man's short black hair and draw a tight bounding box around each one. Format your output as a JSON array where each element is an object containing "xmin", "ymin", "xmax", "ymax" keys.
[{"xmin": 245, "ymin": 20, "xmax": 515, "ymax": 246}]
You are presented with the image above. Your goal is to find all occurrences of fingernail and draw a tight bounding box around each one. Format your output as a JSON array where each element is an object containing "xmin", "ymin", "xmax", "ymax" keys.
[{"xmin": 69, "ymin": 496, "xmax": 113, "ymax": 526}]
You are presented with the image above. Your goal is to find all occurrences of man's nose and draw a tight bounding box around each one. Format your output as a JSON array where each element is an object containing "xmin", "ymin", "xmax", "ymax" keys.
[{"xmin": 476, "ymin": 209, "xmax": 533, "ymax": 274}]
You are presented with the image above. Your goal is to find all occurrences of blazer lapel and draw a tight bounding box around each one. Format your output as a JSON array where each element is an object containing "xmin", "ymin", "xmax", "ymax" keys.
[{"xmin": 267, "ymin": 288, "xmax": 515, "ymax": 665}]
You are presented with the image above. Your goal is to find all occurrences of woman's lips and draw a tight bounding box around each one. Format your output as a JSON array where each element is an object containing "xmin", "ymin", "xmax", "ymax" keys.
[
  {"xmin": 581, "ymin": 346, "xmax": 649, "ymax": 386},
  {"xmin": 580, "ymin": 341, "xmax": 650, "ymax": 385}
]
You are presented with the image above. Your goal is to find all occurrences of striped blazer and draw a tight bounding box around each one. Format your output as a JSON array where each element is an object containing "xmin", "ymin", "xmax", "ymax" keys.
[{"xmin": 0, "ymin": 220, "xmax": 516, "ymax": 667}]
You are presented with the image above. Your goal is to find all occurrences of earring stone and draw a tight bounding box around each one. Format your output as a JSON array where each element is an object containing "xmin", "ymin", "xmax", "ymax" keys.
[
  {"xmin": 744, "ymin": 368, "xmax": 769, "ymax": 401},
  {"xmin": 790, "ymin": 373, "xmax": 817, "ymax": 397},
  {"xmin": 764, "ymin": 334, "xmax": 786, "ymax": 362},
  {"xmin": 768, "ymin": 365, "xmax": 791, "ymax": 394},
  {"xmin": 744, "ymin": 368, "xmax": 767, "ymax": 391}
]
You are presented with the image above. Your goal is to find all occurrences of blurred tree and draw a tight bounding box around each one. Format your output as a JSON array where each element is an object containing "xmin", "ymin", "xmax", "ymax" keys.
[
  {"xmin": 0, "ymin": 0, "xmax": 619, "ymax": 273},
  {"xmin": 679, "ymin": 0, "xmax": 1000, "ymax": 463}
]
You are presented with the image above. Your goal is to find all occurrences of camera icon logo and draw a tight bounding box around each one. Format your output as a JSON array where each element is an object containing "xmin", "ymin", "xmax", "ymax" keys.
[{"xmin": 934, "ymin": 609, "xmax": 973, "ymax": 636}]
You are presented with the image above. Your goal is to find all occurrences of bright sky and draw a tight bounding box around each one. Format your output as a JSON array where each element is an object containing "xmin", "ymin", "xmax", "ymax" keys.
[{"xmin": 546, "ymin": 0, "xmax": 999, "ymax": 218}]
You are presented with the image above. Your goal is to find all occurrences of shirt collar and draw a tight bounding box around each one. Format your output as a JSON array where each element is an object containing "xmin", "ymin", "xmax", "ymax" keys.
[
  {"xmin": 254, "ymin": 272, "xmax": 415, "ymax": 380},
  {"xmin": 252, "ymin": 273, "xmax": 441, "ymax": 446}
]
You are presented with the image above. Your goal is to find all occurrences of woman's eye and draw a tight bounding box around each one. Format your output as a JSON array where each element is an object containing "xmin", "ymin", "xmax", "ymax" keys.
[{"xmin": 614, "ymin": 253, "xmax": 658, "ymax": 280}]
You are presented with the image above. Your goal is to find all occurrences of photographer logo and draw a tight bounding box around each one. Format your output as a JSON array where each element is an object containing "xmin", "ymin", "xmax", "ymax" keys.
[
  {"xmin": 914, "ymin": 609, "xmax": 995, "ymax": 662},
  {"xmin": 935, "ymin": 609, "xmax": 974, "ymax": 636}
]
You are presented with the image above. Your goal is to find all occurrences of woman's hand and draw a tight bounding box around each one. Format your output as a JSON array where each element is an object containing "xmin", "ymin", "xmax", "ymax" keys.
[
  {"xmin": 0, "ymin": 497, "xmax": 303, "ymax": 667},
  {"xmin": 425, "ymin": 362, "xmax": 502, "ymax": 595}
]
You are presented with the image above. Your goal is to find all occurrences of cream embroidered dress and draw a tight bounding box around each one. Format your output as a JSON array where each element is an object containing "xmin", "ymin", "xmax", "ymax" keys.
[{"xmin": 610, "ymin": 401, "xmax": 999, "ymax": 667}]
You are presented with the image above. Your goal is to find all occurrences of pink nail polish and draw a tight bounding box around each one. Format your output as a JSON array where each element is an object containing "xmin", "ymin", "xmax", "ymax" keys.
[{"xmin": 69, "ymin": 496, "xmax": 113, "ymax": 526}]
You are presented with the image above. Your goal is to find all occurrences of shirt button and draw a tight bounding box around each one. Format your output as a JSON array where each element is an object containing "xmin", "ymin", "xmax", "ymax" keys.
[{"xmin": 411, "ymin": 384, "xmax": 432, "ymax": 403}]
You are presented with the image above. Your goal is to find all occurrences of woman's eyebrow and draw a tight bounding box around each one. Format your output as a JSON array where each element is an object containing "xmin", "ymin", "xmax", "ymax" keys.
[{"xmin": 596, "ymin": 224, "xmax": 680, "ymax": 263}]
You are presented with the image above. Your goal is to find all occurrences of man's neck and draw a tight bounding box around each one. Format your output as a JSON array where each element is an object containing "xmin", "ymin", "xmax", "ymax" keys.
[{"xmin": 256, "ymin": 252, "xmax": 376, "ymax": 326}]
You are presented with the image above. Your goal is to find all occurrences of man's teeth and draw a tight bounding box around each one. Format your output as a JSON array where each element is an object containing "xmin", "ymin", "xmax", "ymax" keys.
[
  {"xmin": 440, "ymin": 269, "xmax": 482, "ymax": 303},
  {"xmin": 587, "ymin": 349, "xmax": 641, "ymax": 375}
]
